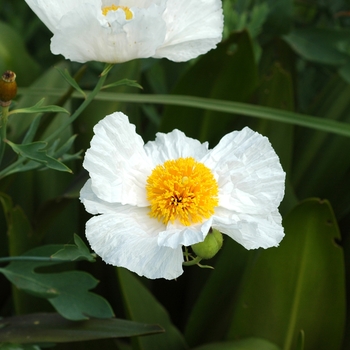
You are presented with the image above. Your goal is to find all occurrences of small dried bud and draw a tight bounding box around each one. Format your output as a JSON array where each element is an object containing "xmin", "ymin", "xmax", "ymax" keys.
[{"xmin": 0, "ymin": 70, "xmax": 17, "ymax": 107}]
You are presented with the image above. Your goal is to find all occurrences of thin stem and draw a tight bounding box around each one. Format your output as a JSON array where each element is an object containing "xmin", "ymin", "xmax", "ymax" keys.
[
  {"xmin": 0, "ymin": 105, "xmax": 9, "ymax": 165},
  {"xmin": 0, "ymin": 256, "xmax": 67, "ymax": 264},
  {"xmin": 44, "ymin": 63, "xmax": 114, "ymax": 144},
  {"xmin": 183, "ymin": 256, "xmax": 203, "ymax": 266},
  {"xmin": 0, "ymin": 157, "xmax": 43, "ymax": 179}
]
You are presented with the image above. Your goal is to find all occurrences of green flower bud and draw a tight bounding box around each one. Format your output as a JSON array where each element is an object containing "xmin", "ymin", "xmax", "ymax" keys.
[{"xmin": 191, "ymin": 228, "xmax": 223, "ymax": 260}]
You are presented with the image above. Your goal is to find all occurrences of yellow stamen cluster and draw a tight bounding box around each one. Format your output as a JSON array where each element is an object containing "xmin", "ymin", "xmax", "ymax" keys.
[
  {"xmin": 102, "ymin": 5, "xmax": 133, "ymax": 20},
  {"xmin": 146, "ymin": 157, "xmax": 219, "ymax": 226}
]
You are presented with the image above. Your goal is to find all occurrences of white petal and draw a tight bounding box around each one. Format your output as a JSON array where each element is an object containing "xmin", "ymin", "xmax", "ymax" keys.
[
  {"xmin": 24, "ymin": 0, "xmax": 88, "ymax": 32},
  {"xmin": 212, "ymin": 207, "xmax": 284, "ymax": 249},
  {"xmin": 51, "ymin": 2, "xmax": 167, "ymax": 63},
  {"xmin": 85, "ymin": 208, "xmax": 184, "ymax": 279},
  {"xmin": 83, "ymin": 112, "xmax": 151, "ymax": 206},
  {"xmin": 107, "ymin": 0, "xmax": 165, "ymax": 8},
  {"xmin": 157, "ymin": 218, "xmax": 212, "ymax": 249},
  {"xmin": 144, "ymin": 129, "xmax": 209, "ymax": 166},
  {"xmin": 203, "ymin": 127, "xmax": 285, "ymax": 214},
  {"xmin": 154, "ymin": 0, "xmax": 224, "ymax": 61},
  {"xmin": 80, "ymin": 179, "xmax": 120, "ymax": 215}
]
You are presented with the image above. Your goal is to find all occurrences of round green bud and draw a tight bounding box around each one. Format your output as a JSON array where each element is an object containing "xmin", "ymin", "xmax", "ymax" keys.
[{"xmin": 191, "ymin": 228, "xmax": 223, "ymax": 260}]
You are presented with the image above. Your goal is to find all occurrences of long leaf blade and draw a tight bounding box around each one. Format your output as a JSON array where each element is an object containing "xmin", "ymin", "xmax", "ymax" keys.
[
  {"xmin": 18, "ymin": 89, "xmax": 350, "ymax": 137},
  {"xmin": 226, "ymin": 199, "xmax": 346, "ymax": 350},
  {"xmin": 0, "ymin": 313, "xmax": 163, "ymax": 343}
]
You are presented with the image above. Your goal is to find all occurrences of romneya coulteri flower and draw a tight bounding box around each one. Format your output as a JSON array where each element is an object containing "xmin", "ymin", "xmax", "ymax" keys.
[
  {"xmin": 24, "ymin": 0, "xmax": 224, "ymax": 63},
  {"xmin": 80, "ymin": 112, "xmax": 286, "ymax": 280}
]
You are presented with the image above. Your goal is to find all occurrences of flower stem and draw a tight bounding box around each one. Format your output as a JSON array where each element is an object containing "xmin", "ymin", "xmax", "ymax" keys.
[
  {"xmin": 0, "ymin": 256, "xmax": 66, "ymax": 264},
  {"xmin": 183, "ymin": 256, "xmax": 202, "ymax": 266},
  {"xmin": 0, "ymin": 158, "xmax": 28, "ymax": 179},
  {"xmin": 0, "ymin": 105, "xmax": 9, "ymax": 166},
  {"xmin": 44, "ymin": 63, "xmax": 114, "ymax": 144}
]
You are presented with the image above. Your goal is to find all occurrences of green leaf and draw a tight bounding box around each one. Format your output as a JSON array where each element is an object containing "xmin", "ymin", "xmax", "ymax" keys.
[
  {"xmin": 0, "ymin": 245, "xmax": 114, "ymax": 321},
  {"xmin": 18, "ymin": 89, "xmax": 350, "ymax": 137},
  {"xmin": 54, "ymin": 134, "xmax": 78, "ymax": 156},
  {"xmin": 0, "ymin": 313, "xmax": 163, "ymax": 343},
  {"xmin": 284, "ymin": 28, "xmax": 350, "ymax": 66},
  {"xmin": 51, "ymin": 234, "xmax": 96, "ymax": 262},
  {"xmin": 117, "ymin": 268, "xmax": 188, "ymax": 350},
  {"xmin": 55, "ymin": 67, "xmax": 87, "ymax": 98},
  {"xmin": 192, "ymin": 338, "xmax": 281, "ymax": 350},
  {"xmin": 21, "ymin": 114, "xmax": 43, "ymax": 144},
  {"xmin": 8, "ymin": 98, "xmax": 69, "ymax": 116},
  {"xmin": 226, "ymin": 199, "xmax": 345, "ymax": 350},
  {"xmin": 290, "ymin": 75, "xmax": 350, "ymax": 217},
  {"xmin": 6, "ymin": 140, "xmax": 72, "ymax": 173}
]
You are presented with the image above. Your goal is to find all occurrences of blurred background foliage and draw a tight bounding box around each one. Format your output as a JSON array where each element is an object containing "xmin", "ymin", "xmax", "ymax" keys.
[{"xmin": 1, "ymin": 0, "xmax": 350, "ymax": 349}]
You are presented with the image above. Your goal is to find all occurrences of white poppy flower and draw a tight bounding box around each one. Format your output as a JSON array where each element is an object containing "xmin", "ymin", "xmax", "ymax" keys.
[
  {"xmin": 80, "ymin": 112, "xmax": 286, "ymax": 279},
  {"xmin": 24, "ymin": 0, "xmax": 224, "ymax": 63}
]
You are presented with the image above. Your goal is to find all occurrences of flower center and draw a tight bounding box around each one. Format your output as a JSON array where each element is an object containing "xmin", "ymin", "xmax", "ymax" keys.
[
  {"xmin": 102, "ymin": 5, "xmax": 133, "ymax": 20},
  {"xmin": 146, "ymin": 157, "xmax": 219, "ymax": 226}
]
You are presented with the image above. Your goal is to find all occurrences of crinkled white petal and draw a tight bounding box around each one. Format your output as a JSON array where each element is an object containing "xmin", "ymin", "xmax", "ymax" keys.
[
  {"xmin": 51, "ymin": 3, "xmax": 167, "ymax": 63},
  {"xmin": 83, "ymin": 112, "xmax": 151, "ymax": 206},
  {"xmin": 24, "ymin": 0, "xmax": 88, "ymax": 32},
  {"xmin": 144, "ymin": 129, "xmax": 209, "ymax": 167},
  {"xmin": 212, "ymin": 206, "xmax": 284, "ymax": 249},
  {"xmin": 86, "ymin": 207, "xmax": 184, "ymax": 279},
  {"xmin": 153, "ymin": 0, "xmax": 224, "ymax": 61},
  {"xmin": 157, "ymin": 218, "xmax": 213, "ymax": 249},
  {"xmin": 80, "ymin": 179, "xmax": 119, "ymax": 215},
  {"xmin": 202, "ymin": 127, "xmax": 285, "ymax": 215}
]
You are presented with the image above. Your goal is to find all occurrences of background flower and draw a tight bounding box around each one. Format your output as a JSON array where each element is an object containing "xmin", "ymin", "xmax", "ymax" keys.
[
  {"xmin": 80, "ymin": 112, "xmax": 285, "ymax": 279},
  {"xmin": 24, "ymin": 0, "xmax": 224, "ymax": 63}
]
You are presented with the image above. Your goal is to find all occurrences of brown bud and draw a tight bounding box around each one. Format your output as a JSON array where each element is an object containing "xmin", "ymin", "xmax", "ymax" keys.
[{"xmin": 0, "ymin": 70, "xmax": 17, "ymax": 107}]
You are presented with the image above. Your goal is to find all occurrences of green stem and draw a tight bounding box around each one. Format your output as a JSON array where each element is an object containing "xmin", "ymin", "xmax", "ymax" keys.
[
  {"xmin": 0, "ymin": 256, "xmax": 66, "ymax": 264},
  {"xmin": 0, "ymin": 157, "xmax": 29, "ymax": 179},
  {"xmin": 183, "ymin": 256, "xmax": 202, "ymax": 266},
  {"xmin": 44, "ymin": 63, "xmax": 114, "ymax": 144},
  {"xmin": 0, "ymin": 105, "xmax": 9, "ymax": 165}
]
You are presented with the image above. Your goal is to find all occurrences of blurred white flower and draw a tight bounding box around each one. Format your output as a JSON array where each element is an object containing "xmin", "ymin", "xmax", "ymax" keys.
[
  {"xmin": 24, "ymin": 0, "xmax": 224, "ymax": 63},
  {"xmin": 80, "ymin": 112, "xmax": 285, "ymax": 279}
]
